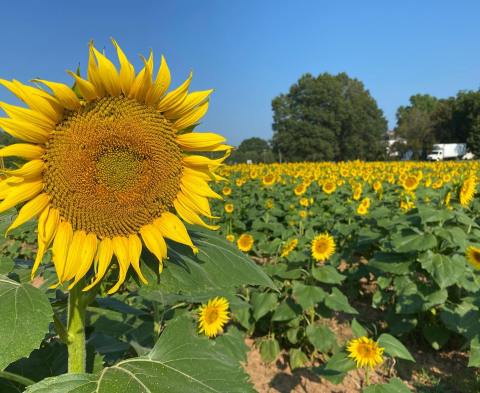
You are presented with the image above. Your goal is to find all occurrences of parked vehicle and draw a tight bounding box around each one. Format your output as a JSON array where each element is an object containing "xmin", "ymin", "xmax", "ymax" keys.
[
  {"xmin": 462, "ymin": 152, "xmax": 475, "ymax": 160},
  {"xmin": 426, "ymin": 143, "xmax": 467, "ymax": 161}
]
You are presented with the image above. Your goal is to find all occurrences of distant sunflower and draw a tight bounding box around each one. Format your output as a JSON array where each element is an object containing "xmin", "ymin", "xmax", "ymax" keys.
[
  {"xmin": 294, "ymin": 183, "xmax": 307, "ymax": 196},
  {"xmin": 347, "ymin": 336, "xmax": 384, "ymax": 369},
  {"xmin": 460, "ymin": 175, "xmax": 476, "ymax": 207},
  {"xmin": 280, "ymin": 238, "xmax": 298, "ymax": 258},
  {"xmin": 198, "ymin": 296, "xmax": 230, "ymax": 338},
  {"xmin": 357, "ymin": 204, "xmax": 368, "ymax": 216},
  {"xmin": 222, "ymin": 186, "xmax": 232, "ymax": 196},
  {"xmin": 311, "ymin": 233, "xmax": 336, "ymax": 262},
  {"xmin": 262, "ymin": 173, "xmax": 275, "ymax": 186},
  {"xmin": 322, "ymin": 181, "xmax": 336, "ymax": 195},
  {"xmin": 466, "ymin": 245, "xmax": 480, "ymax": 270},
  {"xmin": 224, "ymin": 203, "xmax": 234, "ymax": 214},
  {"xmin": 237, "ymin": 233, "xmax": 254, "ymax": 252},
  {"xmin": 0, "ymin": 40, "xmax": 230, "ymax": 293},
  {"xmin": 402, "ymin": 175, "xmax": 419, "ymax": 192},
  {"xmin": 226, "ymin": 234, "xmax": 235, "ymax": 243}
]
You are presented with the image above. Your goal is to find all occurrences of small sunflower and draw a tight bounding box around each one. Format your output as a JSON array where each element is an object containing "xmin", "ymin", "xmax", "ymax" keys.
[
  {"xmin": 299, "ymin": 197, "xmax": 309, "ymax": 207},
  {"xmin": 0, "ymin": 40, "xmax": 230, "ymax": 293},
  {"xmin": 466, "ymin": 245, "xmax": 480, "ymax": 270},
  {"xmin": 311, "ymin": 233, "xmax": 336, "ymax": 262},
  {"xmin": 347, "ymin": 336, "xmax": 384, "ymax": 369},
  {"xmin": 224, "ymin": 203, "xmax": 234, "ymax": 214},
  {"xmin": 280, "ymin": 238, "xmax": 298, "ymax": 258},
  {"xmin": 322, "ymin": 181, "xmax": 336, "ymax": 195},
  {"xmin": 357, "ymin": 204, "xmax": 368, "ymax": 215},
  {"xmin": 460, "ymin": 175, "xmax": 476, "ymax": 207},
  {"xmin": 237, "ymin": 233, "xmax": 254, "ymax": 252},
  {"xmin": 198, "ymin": 296, "xmax": 230, "ymax": 338},
  {"xmin": 402, "ymin": 175, "xmax": 419, "ymax": 192},
  {"xmin": 294, "ymin": 183, "xmax": 307, "ymax": 196},
  {"xmin": 222, "ymin": 186, "xmax": 232, "ymax": 196},
  {"xmin": 226, "ymin": 234, "xmax": 235, "ymax": 243},
  {"xmin": 262, "ymin": 173, "xmax": 275, "ymax": 186}
]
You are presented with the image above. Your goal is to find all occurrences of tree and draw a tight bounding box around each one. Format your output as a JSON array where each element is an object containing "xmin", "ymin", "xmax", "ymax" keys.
[
  {"xmin": 271, "ymin": 72, "xmax": 388, "ymax": 162},
  {"xmin": 228, "ymin": 137, "xmax": 275, "ymax": 164}
]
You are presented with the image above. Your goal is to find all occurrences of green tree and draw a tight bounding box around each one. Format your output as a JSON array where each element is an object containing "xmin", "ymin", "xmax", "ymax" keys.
[
  {"xmin": 271, "ymin": 73, "xmax": 387, "ymax": 162},
  {"xmin": 228, "ymin": 137, "xmax": 275, "ymax": 163}
]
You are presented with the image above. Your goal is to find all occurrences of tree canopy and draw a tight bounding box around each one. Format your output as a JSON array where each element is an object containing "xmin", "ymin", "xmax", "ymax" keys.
[
  {"xmin": 228, "ymin": 137, "xmax": 275, "ymax": 164},
  {"xmin": 271, "ymin": 72, "xmax": 388, "ymax": 162}
]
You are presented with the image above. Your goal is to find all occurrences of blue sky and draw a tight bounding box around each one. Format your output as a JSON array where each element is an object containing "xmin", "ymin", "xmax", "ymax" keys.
[{"xmin": 0, "ymin": 0, "xmax": 479, "ymax": 146}]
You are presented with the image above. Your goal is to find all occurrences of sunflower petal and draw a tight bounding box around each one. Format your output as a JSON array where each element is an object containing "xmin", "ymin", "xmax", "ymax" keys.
[
  {"xmin": 32, "ymin": 79, "xmax": 81, "ymax": 110},
  {"xmin": 145, "ymin": 55, "xmax": 171, "ymax": 106},
  {"xmin": 129, "ymin": 52, "xmax": 153, "ymax": 103},
  {"xmin": 176, "ymin": 132, "xmax": 225, "ymax": 151},
  {"xmin": 165, "ymin": 90, "xmax": 213, "ymax": 119},
  {"xmin": 69, "ymin": 233, "xmax": 97, "ymax": 289},
  {"xmin": 139, "ymin": 224, "xmax": 167, "ymax": 272},
  {"xmin": 91, "ymin": 46, "xmax": 121, "ymax": 96},
  {"xmin": 128, "ymin": 234, "xmax": 148, "ymax": 284},
  {"xmin": 7, "ymin": 193, "xmax": 50, "ymax": 234},
  {"xmin": 174, "ymin": 198, "xmax": 219, "ymax": 230},
  {"xmin": 0, "ymin": 118, "xmax": 50, "ymax": 143},
  {"xmin": 67, "ymin": 72, "xmax": 98, "ymax": 101},
  {"xmin": 154, "ymin": 212, "xmax": 197, "ymax": 253},
  {"xmin": 52, "ymin": 221, "xmax": 73, "ymax": 283},
  {"xmin": 83, "ymin": 237, "xmax": 114, "ymax": 291},
  {"xmin": 111, "ymin": 38, "xmax": 135, "ymax": 95},
  {"xmin": 108, "ymin": 236, "xmax": 130, "ymax": 294},
  {"xmin": 0, "ymin": 144, "xmax": 45, "ymax": 160},
  {"xmin": 157, "ymin": 72, "xmax": 192, "ymax": 112},
  {"xmin": 2, "ymin": 159, "xmax": 44, "ymax": 179},
  {"xmin": 32, "ymin": 207, "xmax": 60, "ymax": 279},
  {"xmin": 0, "ymin": 102, "xmax": 54, "ymax": 129},
  {"xmin": 87, "ymin": 43, "xmax": 106, "ymax": 97},
  {"xmin": 0, "ymin": 180, "xmax": 43, "ymax": 214},
  {"xmin": 64, "ymin": 230, "xmax": 87, "ymax": 281},
  {"xmin": 174, "ymin": 100, "xmax": 209, "ymax": 130}
]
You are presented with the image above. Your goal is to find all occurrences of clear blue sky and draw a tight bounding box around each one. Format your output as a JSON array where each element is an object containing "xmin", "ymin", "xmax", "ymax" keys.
[{"xmin": 0, "ymin": 0, "xmax": 479, "ymax": 146}]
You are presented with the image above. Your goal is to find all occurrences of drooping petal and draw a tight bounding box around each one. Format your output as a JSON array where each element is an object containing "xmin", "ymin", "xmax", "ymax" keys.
[
  {"xmin": 0, "ymin": 144, "xmax": 45, "ymax": 160},
  {"xmin": 69, "ymin": 232, "xmax": 97, "ymax": 289},
  {"xmin": 52, "ymin": 221, "xmax": 73, "ymax": 282},
  {"xmin": 7, "ymin": 193, "xmax": 50, "ymax": 234},
  {"xmin": 31, "ymin": 207, "xmax": 60, "ymax": 278},
  {"xmin": 64, "ymin": 230, "xmax": 87, "ymax": 282},
  {"xmin": 183, "ymin": 153, "xmax": 228, "ymax": 169},
  {"xmin": 112, "ymin": 38, "xmax": 135, "ymax": 95},
  {"xmin": 181, "ymin": 174, "xmax": 222, "ymax": 199},
  {"xmin": 154, "ymin": 211, "xmax": 197, "ymax": 253},
  {"xmin": 177, "ymin": 189, "xmax": 216, "ymax": 219},
  {"xmin": 139, "ymin": 224, "xmax": 167, "ymax": 272},
  {"xmin": 107, "ymin": 236, "xmax": 131, "ymax": 294},
  {"xmin": 83, "ymin": 237, "xmax": 114, "ymax": 292},
  {"xmin": 176, "ymin": 132, "xmax": 226, "ymax": 151},
  {"xmin": 128, "ymin": 234, "xmax": 148, "ymax": 284},
  {"xmin": 174, "ymin": 198, "xmax": 219, "ymax": 230},
  {"xmin": 0, "ymin": 102, "xmax": 54, "ymax": 129},
  {"xmin": 32, "ymin": 79, "xmax": 81, "ymax": 110},
  {"xmin": 145, "ymin": 55, "xmax": 171, "ymax": 106}
]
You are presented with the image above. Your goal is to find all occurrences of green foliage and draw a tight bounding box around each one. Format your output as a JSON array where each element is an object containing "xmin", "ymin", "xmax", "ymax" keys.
[
  {"xmin": 271, "ymin": 72, "xmax": 388, "ymax": 161},
  {"xmin": 228, "ymin": 137, "xmax": 275, "ymax": 164}
]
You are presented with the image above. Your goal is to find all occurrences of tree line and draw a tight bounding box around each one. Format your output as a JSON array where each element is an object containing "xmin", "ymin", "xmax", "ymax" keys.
[{"xmin": 228, "ymin": 72, "xmax": 480, "ymax": 163}]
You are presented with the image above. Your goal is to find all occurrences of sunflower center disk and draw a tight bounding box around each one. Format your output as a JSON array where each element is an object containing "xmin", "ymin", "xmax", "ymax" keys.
[{"xmin": 44, "ymin": 97, "xmax": 183, "ymax": 238}]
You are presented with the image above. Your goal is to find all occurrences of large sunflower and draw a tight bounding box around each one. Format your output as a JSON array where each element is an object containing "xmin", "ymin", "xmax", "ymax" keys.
[{"xmin": 0, "ymin": 40, "xmax": 230, "ymax": 293}]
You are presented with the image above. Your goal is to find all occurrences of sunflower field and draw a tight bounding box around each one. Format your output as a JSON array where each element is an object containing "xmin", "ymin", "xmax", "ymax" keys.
[{"xmin": 0, "ymin": 39, "xmax": 479, "ymax": 393}]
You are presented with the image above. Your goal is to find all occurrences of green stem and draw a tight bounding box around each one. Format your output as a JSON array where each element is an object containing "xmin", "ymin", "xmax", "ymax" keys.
[
  {"xmin": 0, "ymin": 370, "xmax": 35, "ymax": 386},
  {"xmin": 67, "ymin": 282, "xmax": 90, "ymax": 373}
]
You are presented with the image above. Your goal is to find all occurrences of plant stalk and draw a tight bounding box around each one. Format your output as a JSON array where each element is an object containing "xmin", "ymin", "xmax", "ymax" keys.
[
  {"xmin": 0, "ymin": 370, "xmax": 35, "ymax": 386},
  {"xmin": 67, "ymin": 281, "xmax": 90, "ymax": 373}
]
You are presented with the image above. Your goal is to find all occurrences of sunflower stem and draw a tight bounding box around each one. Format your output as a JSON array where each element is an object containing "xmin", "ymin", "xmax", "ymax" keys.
[
  {"xmin": 67, "ymin": 281, "xmax": 90, "ymax": 374},
  {"xmin": 0, "ymin": 371, "xmax": 35, "ymax": 386}
]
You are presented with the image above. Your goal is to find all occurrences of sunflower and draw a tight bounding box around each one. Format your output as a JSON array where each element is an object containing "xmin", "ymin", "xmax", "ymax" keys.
[
  {"xmin": 0, "ymin": 40, "xmax": 230, "ymax": 293},
  {"xmin": 311, "ymin": 233, "xmax": 336, "ymax": 262},
  {"xmin": 294, "ymin": 183, "xmax": 307, "ymax": 196},
  {"xmin": 224, "ymin": 203, "xmax": 234, "ymax": 214},
  {"xmin": 402, "ymin": 175, "xmax": 419, "ymax": 192},
  {"xmin": 357, "ymin": 204, "xmax": 368, "ymax": 215},
  {"xmin": 347, "ymin": 336, "xmax": 384, "ymax": 369},
  {"xmin": 466, "ymin": 245, "xmax": 480, "ymax": 270},
  {"xmin": 237, "ymin": 233, "xmax": 254, "ymax": 252},
  {"xmin": 322, "ymin": 181, "xmax": 336, "ymax": 195},
  {"xmin": 222, "ymin": 186, "xmax": 232, "ymax": 196},
  {"xmin": 198, "ymin": 296, "xmax": 230, "ymax": 338},
  {"xmin": 262, "ymin": 173, "xmax": 275, "ymax": 186},
  {"xmin": 280, "ymin": 238, "xmax": 298, "ymax": 258},
  {"xmin": 459, "ymin": 175, "xmax": 476, "ymax": 207},
  {"xmin": 265, "ymin": 198, "xmax": 274, "ymax": 209},
  {"xmin": 226, "ymin": 234, "xmax": 235, "ymax": 243},
  {"xmin": 299, "ymin": 197, "xmax": 309, "ymax": 207}
]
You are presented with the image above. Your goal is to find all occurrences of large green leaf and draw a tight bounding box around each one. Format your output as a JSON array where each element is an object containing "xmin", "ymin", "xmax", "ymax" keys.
[
  {"xmin": 142, "ymin": 229, "xmax": 274, "ymax": 295},
  {"xmin": 324, "ymin": 288, "xmax": 358, "ymax": 314},
  {"xmin": 418, "ymin": 252, "xmax": 465, "ymax": 289},
  {"xmin": 27, "ymin": 314, "xmax": 255, "ymax": 393},
  {"xmin": 377, "ymin": 333, "xmax": 414, "ymax": 362},
  {"xmin": 0, "ymin": 276, "xmax": 53, "ymax": 370},
  {"xmin": 362, "ymin": 378, "xmax": 411, "ymax": 393}
]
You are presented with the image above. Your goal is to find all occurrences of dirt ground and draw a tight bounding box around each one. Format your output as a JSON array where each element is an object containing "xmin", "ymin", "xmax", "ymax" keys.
[{"xmin": 244, "ymin": 318, "xmax": 480, "ymax": 393}]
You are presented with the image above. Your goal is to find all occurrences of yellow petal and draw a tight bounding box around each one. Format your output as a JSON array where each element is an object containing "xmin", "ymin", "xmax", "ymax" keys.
[
  {"xmin": 176, "ymin": 132, "xmax": 225, "ymax": 151},
  {"xmin": 83, "ymin": 237, "xmax": 114, "ymax": 292},
  {"xmin": 154, "ymin": 211, "xmax": 197, "ymax": 253},
  {"xmin": 69, "ymin": 232, "xmax": 97, "ymax": 289},
  {"xmin": 0, "ymin": 180, "xmax": 43, "ymax": 214},
  {"xmin": 64, "ymin": 230, "xmax": 87, "ymax": 282},
  {"xmin": 7, "ymin": 193, "xmax": 50, "ymax": 234},
  {"xmin": 181, "ymin": 174, "xmax": 222, "ymax": 199},
  {"xmin": 31, "ymin": 207, "xmax": 60, "ymax": 278},
  {"xmin": 177, "ymin": 189, "xmax": 216, "ymax": 219},
  {"xmin": 108, "ymin": 236, "xmax": 130, "ymax": 294},
  {"xmin": 0, "ymin": 79, "xmax": 63, "ymax": 122},
  {"xmin": 91, "ymin": 46, "xmax": 121, "ymax": 96},
  {"xmin": 0, "ymin": 117, "xmax": 50, "ymax": 143},
  {"xmin": 52, "ymin": 221, "xmax": 73, "ymax": 283},
  {"xmin": 112, "ymin": 38, "xmax": 135, "ymax": 95},
  {"xmin": 87, "ymin": 43, "xmax": 106, "ymax": 97},
  {"xmin": 165, "ymin": 90, "xmax": 213, "ymax": 119},
  {"xmin": 139, "ymin": 224, "xmax": 167, "ymax": 272},
  {"xmin": 129, "ymin": 52, "xmax": 153, "ymax": 103},
  {"xmin": 67, "ymin": 72, "xmax": 98, "ymax": 101},
  {"xmin": 128, "ymin": 234, "xmax": 148, "ymax": 284},
  {"xmin": 145, "ymin": 55, "xmax": 171, "ymax": 106},
  {"xmin": 0, "ymin": 102, "xmax": 54, "ymax": 129},
  {"xmin": 2, "ymin": 159, "xmax": 44, "ymax": 179},
  {"xmin": 157, "ymin": 72, "xmax": 192, "ymax": 112},
  {"xmin": 32, "ymin": 80, "xmax": 81, "ymax": 110},
  {"xmin": 174, "ymin": 100, "xmax": 209, "ymax": 130},
  {"xmin": 183, "ymin": 153, "xmax": 227, "ymax": 169},
  {"xmin": 0, "ymin": 144, "xmax": 45, "ymax": 160},
  {"xmin": 173, "ymin": 198, "xmax": 219, "ymax": 230}
]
